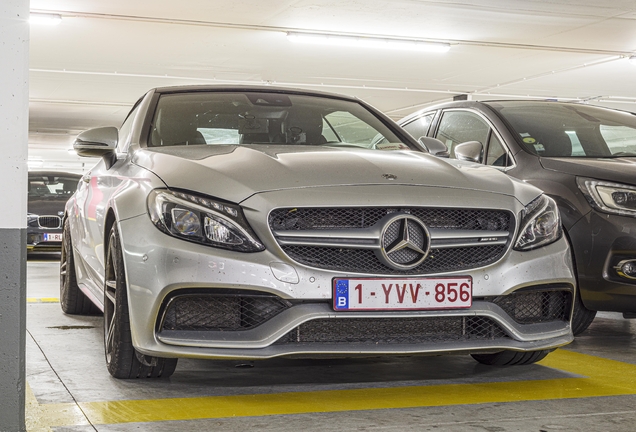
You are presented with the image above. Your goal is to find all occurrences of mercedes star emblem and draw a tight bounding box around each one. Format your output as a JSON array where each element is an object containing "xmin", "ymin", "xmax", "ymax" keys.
[{"xmin": 378, "ymin": 214, "xmax": 430, "ymax": 270}]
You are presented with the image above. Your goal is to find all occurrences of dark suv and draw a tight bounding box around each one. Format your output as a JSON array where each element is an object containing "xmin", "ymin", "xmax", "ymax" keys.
[
  {"xmin": 399, "ymin": 101, "xmax": 636, "ymax": 334},
  {"xmin": 28, "ymin": 171, "xmax": 81, "ymax": 252}
]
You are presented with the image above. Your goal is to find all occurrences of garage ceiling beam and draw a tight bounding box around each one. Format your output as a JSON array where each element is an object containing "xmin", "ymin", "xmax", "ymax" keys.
[{"xmin": 30, "ymin": 8, "xmax": 635, "ymax": 57}]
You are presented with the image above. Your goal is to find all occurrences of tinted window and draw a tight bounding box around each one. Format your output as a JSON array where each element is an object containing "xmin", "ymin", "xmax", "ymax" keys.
[
  {"xmin": 28, "ymin": 175, "xmax": 79, "ymax": 198},
  {"xmin": 148, "ymin": 92, "xmax": 408, "ymax": 150},
  {"xmin": 486, "ymin": 133, "xmax": 509, "ymax": 166},
  {"xmin": 489, "ymin": 102, "xmax": 636, "ymax": 158},
  {"xmin": 402, "ymin": 114, "xmax": 434, "ymax": 140},
  {"xmin": 435, "ymin": 111, "xmax": 490, "ymax": 158},
  {"xmin": 599, "ymin": 125, "xmax": 636, "ymax": 154}
]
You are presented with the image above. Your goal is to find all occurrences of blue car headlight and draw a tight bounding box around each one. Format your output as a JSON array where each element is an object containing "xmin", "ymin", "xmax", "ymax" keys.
[{"xmin": 147, "ymin": 189, "xmax": 265, "ymax": 252}]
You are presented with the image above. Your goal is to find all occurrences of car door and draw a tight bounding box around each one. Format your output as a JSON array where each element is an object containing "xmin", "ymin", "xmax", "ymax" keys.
[
  {"xmin": 72, "ymin": 103, "xmax": 142, "ymax": 296},
  {"xmin": 432, "ymin": 109, "xmax": 513, "ymax": 168}
]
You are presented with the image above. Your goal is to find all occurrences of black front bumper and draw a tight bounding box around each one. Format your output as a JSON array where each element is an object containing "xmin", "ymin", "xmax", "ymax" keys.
[{"xmin": 569, "ymin": 210, "xmax": 636, "ymax": 312}]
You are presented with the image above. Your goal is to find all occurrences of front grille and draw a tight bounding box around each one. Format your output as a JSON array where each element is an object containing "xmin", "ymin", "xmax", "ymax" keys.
[
  {"xmin": 282, "ymin": 245, "xmax": 506, "ymax": 275},
  {"xmin": 491, "ymin": 288, "xmax": 572, "ymax": 324},
  {"xmin": 38, "ymin": 216, "xmax": 61, "ymax": 229},
  {"xmin": 270, "ymin": 207, "xmax": 512, "ymax": 274},
  {"xmin": 275, "ymin": 316, "xmax": 509, "ymax": 345},
  {"xmin": 161, "ymin": 292, "xmax": 292, "ymax": 331},
  {"xmin": 270, "ymin": 207, "xmax": 511, "ymax": 231}
]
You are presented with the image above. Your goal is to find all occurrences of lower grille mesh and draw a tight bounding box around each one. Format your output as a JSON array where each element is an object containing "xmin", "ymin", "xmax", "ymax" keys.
[
  {"xmin": 492, "ymin": 289, "xmax": 572, "ymax": 324},
  {"xmin": 161, "ymin": 293, "xmax": 291, "ymax": 331},
  {"xmin": 275, "ymin": 316, "xmax": 508, "ymax": 345}
]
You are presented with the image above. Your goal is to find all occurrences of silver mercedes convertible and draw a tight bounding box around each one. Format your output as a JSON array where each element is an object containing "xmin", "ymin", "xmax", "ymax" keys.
[{"xmin": 61, "ymin": 86, "xmax": 575, "ymax": 379}]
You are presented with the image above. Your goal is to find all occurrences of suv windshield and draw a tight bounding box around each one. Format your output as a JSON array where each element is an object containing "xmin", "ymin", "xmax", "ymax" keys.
[
  {"xmin": 489, "ymin": 101, "xmax": 636, "ymax": 158},
  {"xmin": 148, "ymin": 92, "xmax": 408, "ymax": 150},
  {"xmin": 28, "ymin": 174, "xmax": 79, "ymax": 199}
]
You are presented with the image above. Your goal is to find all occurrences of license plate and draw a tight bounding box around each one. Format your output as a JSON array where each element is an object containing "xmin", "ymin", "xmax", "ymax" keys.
[
  {"xmin": 43, "ymin": 233, "xmax": 63, "ymax": 242},
  {"xmin": 333, "ymin": 277, "xmax": 472, "ymax": 311}
]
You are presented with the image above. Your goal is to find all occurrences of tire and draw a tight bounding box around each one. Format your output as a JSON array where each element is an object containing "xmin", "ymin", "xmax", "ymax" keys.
[
  {"xmin": 104, "ymin": 224, "xmax": 178, "ymax": 379},
  {"xmin": 571, "ymin": 287, "xmax": 596, "ymax": 336},
  {"xmin": 60, "ymin": 218, "xmax": 100, "ymax": 315},
  {"xmin": 471, "ymin": 349, "xmax": 553, "ymax": 366}
]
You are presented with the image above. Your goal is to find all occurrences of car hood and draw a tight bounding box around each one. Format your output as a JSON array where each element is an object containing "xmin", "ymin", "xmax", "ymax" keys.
[
  {"xmin": 28, "ymin": 196, "xmax": 68, "ymax": 215},
  {"xmin": 540, "ymin": 157, "xmax": 636, "ymax": 186},
  {"xmin": 133, "ymin": 145, "xmax": 539, "ymax": 204}
]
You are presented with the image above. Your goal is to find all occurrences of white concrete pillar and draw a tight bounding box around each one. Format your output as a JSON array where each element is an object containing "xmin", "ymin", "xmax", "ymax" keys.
[{"xmin": 0, "ymin": 0, "xmax": 29, "ymax": 430}]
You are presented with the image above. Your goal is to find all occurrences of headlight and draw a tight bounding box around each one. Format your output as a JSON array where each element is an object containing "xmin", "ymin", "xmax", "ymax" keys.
[
  {"xmin": 147, "ymin": 189, "xmax": 265, "ymax": 252},
  {"xmin": 514, "ymin": 195, "xmax": 562, "ymax": 251},
  {"xmin": 27, "ymin": 213, "xmax": 39, "ymax": 226},
  {"xmin": 577, "ymin": 177, "xmax": 636, "ymax": 217}
]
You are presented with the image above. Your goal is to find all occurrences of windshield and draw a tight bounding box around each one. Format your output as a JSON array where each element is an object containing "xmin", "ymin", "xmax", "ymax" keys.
[
  {"xmin": 28, "ymin": 174, "xmax": 79, "ymax": 199},
  {"xmin": 489, "ymin": 102, "xmax": 636, "ymax": 158},
  {"xmin": 148, "ymin": 92, "xmax": 409, "ymax": 150}
]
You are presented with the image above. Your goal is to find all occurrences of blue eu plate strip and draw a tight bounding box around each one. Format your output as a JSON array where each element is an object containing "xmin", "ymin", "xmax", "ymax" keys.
[{"xmin": 335, "ymin": 279, "xmax": 349, "ymax": 310}]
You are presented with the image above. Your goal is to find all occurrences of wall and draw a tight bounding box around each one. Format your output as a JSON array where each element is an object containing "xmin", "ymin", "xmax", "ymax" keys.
[{"xmin": 0, "ymin": 0, "xmax": 29, "ymax": 430}]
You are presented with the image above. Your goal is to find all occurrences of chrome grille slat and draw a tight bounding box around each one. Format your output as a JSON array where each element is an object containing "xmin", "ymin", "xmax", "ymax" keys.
[{"xmin": 273, "ymin": 228, "xmax": 509, "ymax": 249}]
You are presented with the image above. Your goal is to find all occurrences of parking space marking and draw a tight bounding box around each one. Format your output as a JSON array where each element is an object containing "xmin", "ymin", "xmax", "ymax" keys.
[
  {"xmin": 26, "ymin": 382, "xmax": 90, "ymax": 431},
  {"xmin": 25, "ymin": 349, "xmax": 636, "ymax": 428},
  {"xmin": 27, "ymin": 298, "xmax": 60, "ymax": 303}
]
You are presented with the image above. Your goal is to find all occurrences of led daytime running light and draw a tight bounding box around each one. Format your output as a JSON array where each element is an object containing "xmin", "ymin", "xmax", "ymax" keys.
[{"xmin": 577, "ymin": 177, "xmax": 636, "ymax": 217}]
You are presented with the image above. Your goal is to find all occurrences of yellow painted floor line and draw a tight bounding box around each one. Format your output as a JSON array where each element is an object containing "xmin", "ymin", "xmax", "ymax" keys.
[
  {"xmin": 25, "ymin": 383, "xmax": 90, "ymax": 430},
  {"xmin": 26, "ymin": 349, "xmax": 636, "ymax": 428},
  {"xmin": 27, "ymin": 297, "xmax": 60, "ymax": 303}
]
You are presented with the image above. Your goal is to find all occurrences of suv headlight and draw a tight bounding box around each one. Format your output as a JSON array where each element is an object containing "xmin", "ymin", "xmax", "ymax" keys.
[
  {"xmin": 27, "ymin": 213, "xmax": 38, "ymax": 226},
  {"xmin": 147, "ymin": 189, "xmax": 265, "ymax": 252},
  {"xmin": 514, "ymin": 195, "xmax": 562, "ymax": 251},
  {"xmin": 577, "ymin": 177, "xmax": 636, "ymax": 217}
]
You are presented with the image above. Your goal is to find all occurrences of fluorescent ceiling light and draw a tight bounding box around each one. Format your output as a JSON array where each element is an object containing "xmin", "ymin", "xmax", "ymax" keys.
[
  {"xmin": 287, "ymin": 32, "xmax": 450, "ymax": 53},
  {"xmin": 27, "ymin": 159, "xmax": 44, "ymax": 168},
  {"xmin": 30, "ymin": 13, "xmax": 62, "ymax": 25}
]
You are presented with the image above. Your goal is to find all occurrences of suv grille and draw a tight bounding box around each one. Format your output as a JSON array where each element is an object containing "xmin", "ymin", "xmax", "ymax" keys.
[
  {"xmin": 275, "ymin": 316, "xmax": 509, "ymax": 345},
  {"xmin": 270, "ymin": 207, "xmax": 513, "ymax": 275}
]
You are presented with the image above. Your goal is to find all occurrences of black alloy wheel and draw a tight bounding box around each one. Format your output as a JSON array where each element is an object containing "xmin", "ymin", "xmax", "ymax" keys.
[{"xmin": 103, "ymin": 224, "xmax": 178, "ymax": 379}]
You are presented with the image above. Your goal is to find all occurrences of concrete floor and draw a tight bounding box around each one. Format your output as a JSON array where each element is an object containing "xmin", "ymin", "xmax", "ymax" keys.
[{"xmin": 25, "ymin": 253, "xmax": 636, "ymax": 431}]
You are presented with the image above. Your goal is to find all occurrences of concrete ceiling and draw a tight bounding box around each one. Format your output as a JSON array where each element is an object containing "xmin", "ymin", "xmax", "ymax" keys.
[{"xmin": 28, "ymin": 0, "xmax": 636, "ymax": 172}]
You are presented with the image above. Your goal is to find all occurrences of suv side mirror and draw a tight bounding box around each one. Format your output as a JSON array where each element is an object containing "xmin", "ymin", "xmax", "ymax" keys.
[
  {"xmin": 74, "ymin": 127, "xmax": 118, "ymax": 158},
  {"xmin": 454, "ymin": 141, "xmax": 483, "ymax": 163},
  {"xmin": 418, "ymin": 137, "xmax": 450, "ymax": 158}
]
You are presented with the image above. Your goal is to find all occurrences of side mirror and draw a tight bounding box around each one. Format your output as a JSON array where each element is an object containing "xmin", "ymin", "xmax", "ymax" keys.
[
  {"xmin": 418, "ymin": 137, "xmax": 450, "ymax": 158},
  {"xmin": 454, "ymin": 141, "xmax": 483, "ymax": 163},
  {"xmin": 73, "ymin": 127, "xmax": 118, "ymax": 158}
]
